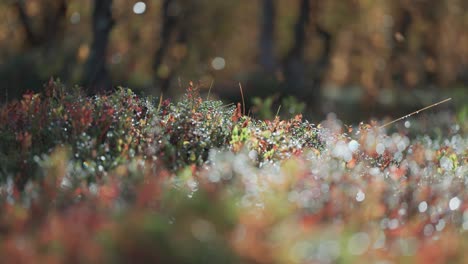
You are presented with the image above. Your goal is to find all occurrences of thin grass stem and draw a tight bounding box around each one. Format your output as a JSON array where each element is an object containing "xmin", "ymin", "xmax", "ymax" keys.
[{"xmin": 379, "ymin": 98, "xmax": 452, "ymax": 129}]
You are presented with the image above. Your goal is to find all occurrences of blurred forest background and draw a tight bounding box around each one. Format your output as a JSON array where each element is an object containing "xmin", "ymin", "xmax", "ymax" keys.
[{"xmin": 0, "ymin": 0, "xmax": 467, "ymax": 122}]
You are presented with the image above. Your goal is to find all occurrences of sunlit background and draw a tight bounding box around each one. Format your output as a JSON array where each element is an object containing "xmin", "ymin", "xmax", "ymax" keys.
[{"xmin": 0, "ymin": 0, "xmax": 467, "ymax": 121}]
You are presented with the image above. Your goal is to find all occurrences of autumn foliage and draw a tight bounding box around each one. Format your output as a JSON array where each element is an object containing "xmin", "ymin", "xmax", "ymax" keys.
[{"xmin": 0, "ymin": 80, "xmax": 467, "ymax": 263}]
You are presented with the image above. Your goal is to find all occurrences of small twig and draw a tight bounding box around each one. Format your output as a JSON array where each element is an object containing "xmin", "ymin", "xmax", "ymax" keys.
[
  {"xmin": 379, "ymin": 98, "xmax": 452, "ymax": 129},
  {"xmin": 275, "ymin": 105, "xmax": 282, "ymax": 118},
  {"xmin": 157, "ymin": 92, "xmax": 164, "ymax": 112},
  {"xmin": 239, "ymin": 82, "xmax": 246, "ymax": 115},
  {"xmin": 207, "ymin": 79, "xmax": 214, "ymax": 100},
  {"xmin": 220, "ymin": 102, "xmax": 235, "ymax": 108}
]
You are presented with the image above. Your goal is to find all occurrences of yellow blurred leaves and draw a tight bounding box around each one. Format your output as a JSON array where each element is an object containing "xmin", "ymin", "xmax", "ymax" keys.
[{"xmin": 77, "ymin": 44, "xmax": 89, "ymax": 62}]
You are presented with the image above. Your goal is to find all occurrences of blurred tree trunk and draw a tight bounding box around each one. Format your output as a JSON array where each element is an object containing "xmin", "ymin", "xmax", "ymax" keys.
[
  {"xmin": 84, "ymin": 0, "xmax": 115, "ymax": 94},
  {"xmin": 311, "ymin": 23, "xmax": 332, "ymax": 92},
  {"xmin": 15, "ymin": 0, "xmax": 40, "ymax": 46},
  {"xmin": 14, "ymin": 0, "xmax": 67, "ymax": 48},
  {"xmin": 259, "ymin": 0, "xmax": 276, "ymax": 72},
  {"xmin": 282, "ymin": 0, "xmax": 310, "ymax": 98},
  {"xmin": 388, "ymin": 6, "xmax": 412, "ymax": 89},
  {"xmin": 282, "ymin": 0, "xmax": 331, "ymax": 113},
  {"xmin": 43, "ymin": 0, "xmax": 67, "ymax": 43},
  {"xmin": 153, "ymin": 0, "xmax": 177, "ymax": 95},
  {"xmin": 153, "ymin": 0, "xmax": 191, "ymax": 95}
]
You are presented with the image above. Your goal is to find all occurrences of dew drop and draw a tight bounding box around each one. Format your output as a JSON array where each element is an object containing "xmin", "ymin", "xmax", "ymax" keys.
[
  {"xmin": 388, "ymin": 218, "xmax": 399, "ymax": 229},
  {"xmin": 348, "ymin": 140, "xmax": 359, "ymax": 152},
  {"xmin": 449, "ymin": 197, "xmax": 461, "ymax": 211},
  {"xmin": 356, "ymin": 190, "xmax": 365, "ymax": 202},
  {"xmin": 435, "ymin": 219, "xmax": 446, "ymax": 231},
  {"xmin": 376, "ymin": 143, "xmax": 385, "ymax": 155},
  {"xmin": 440, "ymin": 156, "xmax": 454, "ymax": 171},
  {"xmin": 423, "ymin": 224, "xmax": 434, "ymax": 236},
  {"xmin": 418, "ymin": 201, "xmax": 428, "ymax": 213}
]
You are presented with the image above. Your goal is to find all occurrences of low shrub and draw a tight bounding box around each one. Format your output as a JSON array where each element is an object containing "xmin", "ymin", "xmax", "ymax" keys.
[{"xmin": 0, "ymin": 80, "xmax": 466, "ymax": 263}]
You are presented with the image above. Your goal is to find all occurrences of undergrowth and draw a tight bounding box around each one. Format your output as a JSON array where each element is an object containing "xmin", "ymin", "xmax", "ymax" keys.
[{"xmin": 0, "ymin": 80, "xmax": 466, "ymax": 263}]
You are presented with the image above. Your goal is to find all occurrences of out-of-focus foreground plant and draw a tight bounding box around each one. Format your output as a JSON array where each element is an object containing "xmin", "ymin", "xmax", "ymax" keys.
[{"xmin": 0, "ymin": 80, "xmax": 467, "ymax": 263}]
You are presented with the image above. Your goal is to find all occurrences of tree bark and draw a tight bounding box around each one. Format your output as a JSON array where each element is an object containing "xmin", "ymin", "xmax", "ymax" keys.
[
  {"xmin": 259, "ymin": 0, "xmax": 276, "ymax": 72},
  {"xmin": 43, "ymin": 0, "xmax": 67, "ymax": 43},
  {"xmin": 14, "ymin": 0, "xmax": 67, "ymax": 48},
  {"xmin": 282, "ymin": 0, "xmax": 310, "ymax": 99},
  {"xmin": 282, "ymin": 0, "xmax": 332, "ymax": 113},
  {"xmin": 311, "ymin": 24, "xmax": 332, "ymax": 89},
  {"xmin": 14, "ymin": 0, "xmax": 40, "ymax": 46},
  {"xmin": 153, "ymin": 0, "xmax": 178, "ymax": 94},
  {"xmin": 84, "ymin": 0, "xmax": 115, "ymax": 94}
]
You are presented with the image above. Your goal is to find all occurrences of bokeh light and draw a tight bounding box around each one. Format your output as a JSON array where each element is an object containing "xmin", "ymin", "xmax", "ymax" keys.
[
  {"xmin": 133, "ymin": 2, "xmax": 146, "ymax": 15},
  {"xmin": 211, "ymin": 57, "xmax": 226, "ymax": 70}
]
